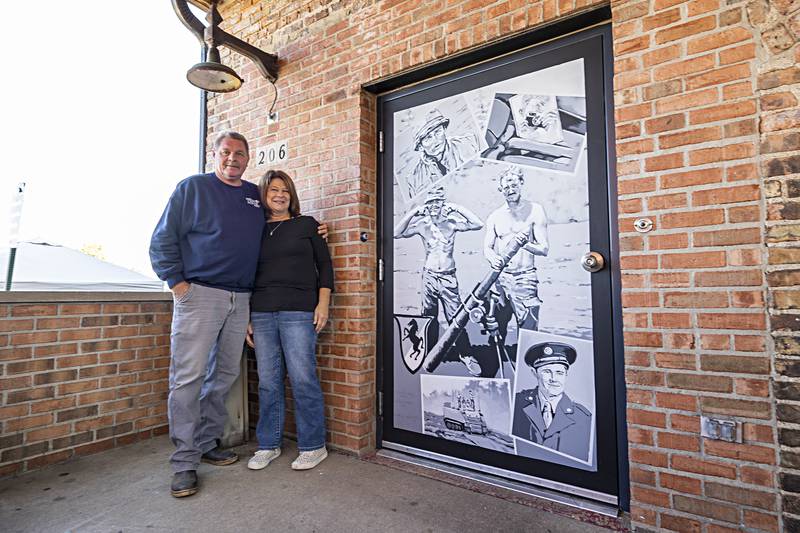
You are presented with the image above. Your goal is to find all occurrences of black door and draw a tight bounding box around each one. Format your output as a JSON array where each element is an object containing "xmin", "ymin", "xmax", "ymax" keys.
[{"xmin": 378, "ymin": 25, "xmax": 624, "ymax": 504}]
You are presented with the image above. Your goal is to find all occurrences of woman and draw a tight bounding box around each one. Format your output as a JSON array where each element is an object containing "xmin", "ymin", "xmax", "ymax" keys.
[{"xmin": 247, "ymin": 170, "xmax": 333, "ymax": 471}]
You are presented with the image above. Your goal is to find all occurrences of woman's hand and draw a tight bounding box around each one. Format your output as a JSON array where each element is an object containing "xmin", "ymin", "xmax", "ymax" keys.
[
  {"xmin": 314, "ymin": 302, "xmax": 329, "ymax": 333},
  {"xmin": 317, "ymin": 222, "xmax": 329, "ymax": 241},
  {"xmin": 245, "ymin": 322, "xmax": 255, "ymax": 348}
]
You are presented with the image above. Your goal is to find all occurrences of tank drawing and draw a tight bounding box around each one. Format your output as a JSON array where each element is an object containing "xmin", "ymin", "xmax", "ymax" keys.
[{"xmin": 442, "ymin": 389, "xmax": 488, "ymax": 435}]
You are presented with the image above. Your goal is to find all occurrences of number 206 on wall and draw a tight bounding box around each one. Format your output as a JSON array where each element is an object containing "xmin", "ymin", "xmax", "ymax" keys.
[{"xmin": 255, "ymin": 141, "xmax": 288, "ymax": 167}]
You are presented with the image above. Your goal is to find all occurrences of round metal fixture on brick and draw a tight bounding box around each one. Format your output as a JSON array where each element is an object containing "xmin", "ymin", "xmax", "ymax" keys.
[{"xmin": 633, "ymin": 218, "xmax": 653, "ymax": 233}]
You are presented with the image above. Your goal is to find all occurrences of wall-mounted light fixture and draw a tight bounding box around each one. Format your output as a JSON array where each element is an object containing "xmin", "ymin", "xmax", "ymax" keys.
[{"xmin": 172, "ymin": 0, "xmax": 278, "ymax": 92}]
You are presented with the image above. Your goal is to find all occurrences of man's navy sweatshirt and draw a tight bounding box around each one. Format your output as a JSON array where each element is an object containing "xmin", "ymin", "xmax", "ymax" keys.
[{"xmin": 149, "ymin": 173, "xmax": 265, "ymax": 292}]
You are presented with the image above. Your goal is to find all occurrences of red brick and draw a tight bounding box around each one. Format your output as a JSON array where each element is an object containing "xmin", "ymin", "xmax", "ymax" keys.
[
  {"xmin": 689, "ymin": 100, "xmax": 756, "ymax": 124},
  {"xmin": 661, "ymin": 251, "xmax": 725, "ymax": 269},
  {"xmin": 629, "ymin": 428, "xmax": 655, "ymax": 446},
  {"xmin": 655, "ymin": 352, "xmax": 697, "ymax": 369},
  {"xmin": 625, "ymin": 331, "xmax": 663, "ymax": 347},
  {"xmin": 649, "ymin": 233, "xmax": 689, "ymax": 250},
  {"xmin": 705, "ymin": 481, "xmax": 776, "ymax": 510},
  {"xmin": 704, "ymin": 440, "xmax": 775, "ymax": 464},
  {"xmin": 660, "ymin": 167, "xmax": 722, "ymax": 189},
  {"xmin": 653, "ymin": 54, "xmax": 715, "ymax": 81},
  {"xmin": 665, "ymin": 291, "xmax": 728, "ymax": 308},
  {"xmin": 11, "ymin": 305, "xmax": 58, "ymax": 317},
  {"xmin": 655, "ymin": 392, "xmax": 698, "ymax": 411},
  {"xmin": 688, "ymin": 26, "xmax": 752, "ymax": 54},
  {"xmin": 694, "ymin": 228, "xmax": 760, "ymax": 247},
  {"xmin": 659, "ymin": 125, "xmax": 721, "ymax": 149},
  {"xmin": 651, "ymin": 312, "xmax": 691, "ymax": 328},
  {"xmin": 697, "ymin": 312, "xmax": 765, "ymax": 330},
  {"xmin": 631, "ymin": 485, "xmax": 670, "ymax": 506},
  {"xmin": 25, "ymin": 424, "xmax": 71, "ymax": 443},
  {"xmin": 10, "ymin": 331, "xmax": 58, "ymax": 345},
  {"xmin": 628, "ymin": 408, "xmax": 667, "ymax": 428},
  {"xmin": 630, "ymin": 448, "xmax": 669, "ymax": 468},
  {"xmin": 655, "ymin": 16, "xmax": 716, "ymax": 45},
  {"xmin": 671, "ymin": 454, "xmax": 737, "ymax": 479},
  {"xmin": 696, "ymin": 269, "xmax": 761, "ymax": 287},
  {"xmin": 651, "ymin": 272, "xmax": 691, "ymax": 287},
  {"xmin": 686, "ymin": 63, "xmax": 755, "ymax": 91},
  {"xmin": 723, "ymin": 81, "xmax": 753, "ymax": 101},
  {"xmin": 668, "ymin": 372, "xmax": 732, "ymax": 392},
  {"xmin": 664, "ymin": 332, "xmax": 695, "ymax": 350},
  {"xmin": 740, "ymin": 465, "xmax": 774, "ymax": 487},
  {"xmin": 5, "ymin": 413, "xmax": 53, "ymax": 432},
  {"xmin": 671, "ymin": 414, "xmax": 701, "ymax": 433},
  {"xmin": 618, "ymin": 138, "xmax": 654, "ymax": 156},
  {"xmin": 743, "ymin": 510, "xmax": 779, "ymax": 532},
  {"xmin": 661, "ymin": 209, "xmax": 724, "ymax": 229},
  {"xmin": 618, "ymin": 177, "xmax": 656, "ymax": 195},
  {"xmin": 660, "ymin": 472, "xmax": 702, "ymax": 495},
  {"xmin": 660, "ymin": 514, "xmax": 701, "ymax": 533}
]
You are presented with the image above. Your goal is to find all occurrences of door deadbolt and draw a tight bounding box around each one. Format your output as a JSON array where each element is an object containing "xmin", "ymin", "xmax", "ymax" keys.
[{"xmin": 581, "ymin": 251, "xmax": 605, "ymax": 273}]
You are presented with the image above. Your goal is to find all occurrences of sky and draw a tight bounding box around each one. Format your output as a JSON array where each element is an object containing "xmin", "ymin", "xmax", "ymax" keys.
[{"xmin": 0, "ymin": 2, "xmax": 206, "ymax": 280}]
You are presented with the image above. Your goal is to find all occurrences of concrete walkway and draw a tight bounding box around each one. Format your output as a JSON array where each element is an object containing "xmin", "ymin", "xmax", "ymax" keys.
[{"xmin": 0, "ymin": 436, "xmax": 619, "ymax": 532}]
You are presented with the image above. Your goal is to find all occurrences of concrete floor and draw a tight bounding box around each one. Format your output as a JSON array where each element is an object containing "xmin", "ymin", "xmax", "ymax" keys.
[{"xmin": 0, "ymin": 436, "xmax": 618, "ymax": 533}]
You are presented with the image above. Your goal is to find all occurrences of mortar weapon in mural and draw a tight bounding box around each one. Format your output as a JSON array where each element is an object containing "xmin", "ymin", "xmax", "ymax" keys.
[{"xmin": 423, "ymin": 234, "xmax": 527, "ymax": 373}]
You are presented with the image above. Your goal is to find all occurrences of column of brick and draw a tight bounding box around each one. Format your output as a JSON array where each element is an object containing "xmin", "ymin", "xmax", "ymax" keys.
[
  {"xmin": 612, "ymin": 0, "xmax": 780, "ymax": 530},
  {"xmin": 0, "ymin": 301, "xmax": 172, "ymax": 477},
  {"xmin": 741, "ymin": 0, "xmax": 800, "ymax": 530}
]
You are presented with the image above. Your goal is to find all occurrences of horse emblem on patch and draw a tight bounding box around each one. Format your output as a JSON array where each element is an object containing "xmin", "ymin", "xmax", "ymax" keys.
[{"xmin": 394, "ymin": 314, "xmax": 438, "ymax": 374}]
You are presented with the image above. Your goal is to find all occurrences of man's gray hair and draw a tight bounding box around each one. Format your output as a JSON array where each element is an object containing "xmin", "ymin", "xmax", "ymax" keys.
[{"xmin": 213, "ymin": 131, "xmax": 250, "ymax": 154}]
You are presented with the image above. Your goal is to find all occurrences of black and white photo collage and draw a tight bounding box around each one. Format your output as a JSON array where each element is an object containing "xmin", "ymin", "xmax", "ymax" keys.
[{"xmin": 391, "ymin": 58, "xmax": 598, "ymax": 471}]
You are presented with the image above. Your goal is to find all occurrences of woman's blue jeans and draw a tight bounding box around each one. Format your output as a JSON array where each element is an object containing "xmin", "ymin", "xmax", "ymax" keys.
[{"xmin": 251, "ymin": 311, "xmax": 326, "ymax": 451}]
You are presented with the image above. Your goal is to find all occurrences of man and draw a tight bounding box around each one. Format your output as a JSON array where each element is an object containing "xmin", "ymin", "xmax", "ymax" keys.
[
  {"xmin": 150, "ymin": 131, "xmax": 326, "ymax": 498},
  {"xmin": 483, "ymin": 167, "xmax": 549, "ymax": 331},
  {"xmin": 512, "ymin": 342, "xmax": 592, "ymax": 461},
  {"xmin": 394, "ymin": 187, "xmax": 484, "ymax": 375},
  {"xmin": 407, "ymin": 108, "xmax": 478, "ymax": 198},
  {"xmin": 150, "ymin": 131, "xmax": 261, "ymax": 498}
]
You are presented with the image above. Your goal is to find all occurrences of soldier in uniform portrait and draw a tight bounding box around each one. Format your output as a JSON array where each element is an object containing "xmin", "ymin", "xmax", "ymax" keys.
[{"xmin": 512, "ymin": 341, "xmax": 592, "ymax": 461}]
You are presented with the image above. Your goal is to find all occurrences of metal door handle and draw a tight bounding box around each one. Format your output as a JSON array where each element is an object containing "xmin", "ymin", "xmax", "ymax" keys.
[{"xmin": 581, "ymin": 251, "xmax": 605, "ymax": 273}]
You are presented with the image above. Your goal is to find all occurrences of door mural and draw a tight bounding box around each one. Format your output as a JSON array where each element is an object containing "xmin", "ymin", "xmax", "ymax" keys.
[{"xmin": 380, "ymin": 28, "xmax": 621, "ymax": 500}]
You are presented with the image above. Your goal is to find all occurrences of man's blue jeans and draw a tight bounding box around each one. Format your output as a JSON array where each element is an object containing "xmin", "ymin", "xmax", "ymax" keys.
[
  {"xmin": 251, "ymin": 311, "xmax": 326, "ymax": 452},
  {"xmin": 168, "ymin": 283, "xmax": 249, "ymax": 473}
]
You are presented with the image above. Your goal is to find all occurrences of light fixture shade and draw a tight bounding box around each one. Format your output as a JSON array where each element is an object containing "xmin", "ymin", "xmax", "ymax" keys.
[{"xmin": 186, "ymin": 61, "xmax": 243, "ymax": 93}]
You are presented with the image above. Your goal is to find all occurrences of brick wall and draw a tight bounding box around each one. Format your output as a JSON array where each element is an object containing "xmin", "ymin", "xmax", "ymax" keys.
[
  {"xmin": 749, "ymin": 0, "xmax": 800, "ymax": 530},
  {"xmin": 611, "ymin": 0, "xmax": 789, "ymax": 530},
  {"xmin": 201, "ymin": 0, "xmax": 793, "ymax": 529},
  {"xmin": 0, "ymin": 299, "xmax": 172, "ymax": 477}
]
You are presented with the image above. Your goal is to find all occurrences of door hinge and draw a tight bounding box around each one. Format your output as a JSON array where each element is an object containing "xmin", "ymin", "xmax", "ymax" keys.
[
  {"xmin": 378, "ymin": 391, "xmax": 383, "ymax": 416},
  {"xmin": 378, "ymin": 131, "xmax": 384, "ymax": 153},
  {"xmin": 378, "ymin": 258, "xmax": 384, "ymax": 282}
]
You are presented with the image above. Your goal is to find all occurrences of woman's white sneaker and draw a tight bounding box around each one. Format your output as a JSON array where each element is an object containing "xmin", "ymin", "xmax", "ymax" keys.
[
  {"xmin": 291, "ymin": 447, "xmax": 328, "ymax": 470},
  {"xmin": 247, "ymin": 448, "xmax": 281, "ymax": 470}
]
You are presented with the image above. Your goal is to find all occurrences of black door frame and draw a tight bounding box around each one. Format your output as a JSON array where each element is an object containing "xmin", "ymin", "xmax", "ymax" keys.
[{"xmin": 368, "ymin": 8, "xmax": 629, "ymax": 511}]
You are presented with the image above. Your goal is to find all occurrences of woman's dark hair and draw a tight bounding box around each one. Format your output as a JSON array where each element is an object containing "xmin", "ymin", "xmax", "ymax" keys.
[{"xmin": 257, "ymin": 170, "xmax": 301, "ymax": 219}]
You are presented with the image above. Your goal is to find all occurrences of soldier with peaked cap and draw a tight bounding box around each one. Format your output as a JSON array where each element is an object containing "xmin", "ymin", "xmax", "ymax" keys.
[
  {"xmin": 407, "ymin": 108, "xmax": 478, "ymax": 198},
  {"xmin": 512, "ymin": 341, "xmax": 592, "ymax": 461}
]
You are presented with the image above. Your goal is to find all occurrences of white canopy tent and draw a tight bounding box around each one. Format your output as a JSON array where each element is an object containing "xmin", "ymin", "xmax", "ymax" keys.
[{"xmin": 0, "ymin": 242, "xmax": 164, "ymax": 292}]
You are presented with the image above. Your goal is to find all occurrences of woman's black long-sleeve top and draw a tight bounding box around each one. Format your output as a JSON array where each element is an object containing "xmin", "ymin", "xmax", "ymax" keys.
[{"xmin": 250, "ymin": 216, "xmax": 334, "ymax": 312}]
